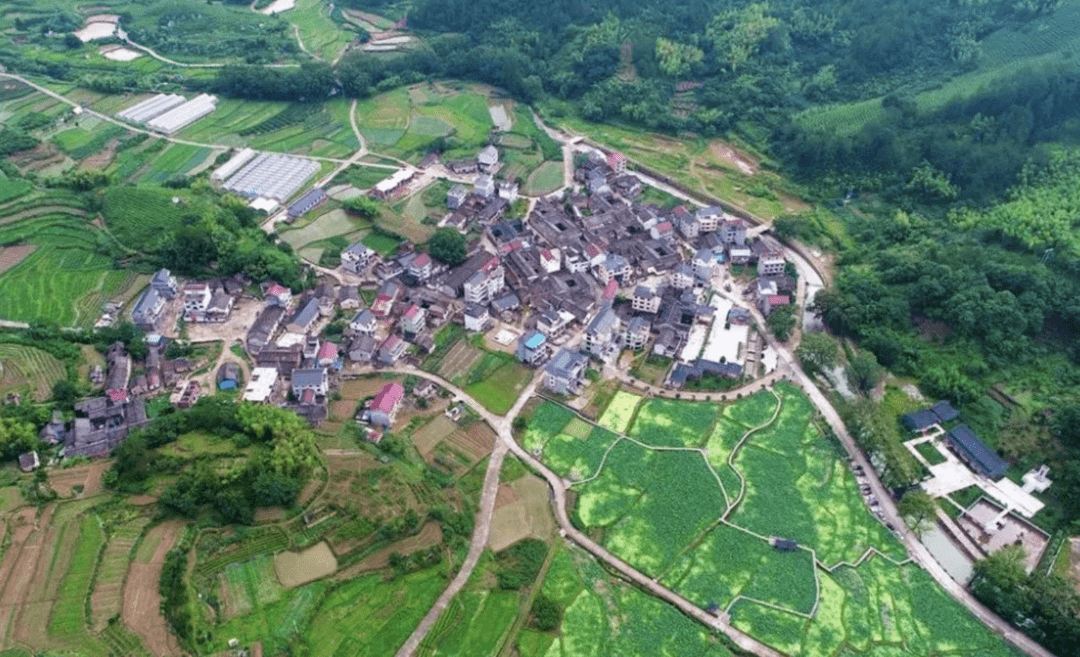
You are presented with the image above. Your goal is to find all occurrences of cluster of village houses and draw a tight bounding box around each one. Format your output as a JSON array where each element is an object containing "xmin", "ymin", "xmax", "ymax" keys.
[{"xmin": 42, "ymin": 145, "xmax": 793, "ymax": 463}]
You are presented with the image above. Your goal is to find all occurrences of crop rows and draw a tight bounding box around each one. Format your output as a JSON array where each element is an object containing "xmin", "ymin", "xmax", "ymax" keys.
[
  {"xmin": 99, "ymin": 622, "xmax": 151, "ymax": 657},
  {"xmin": 239, "ymin": 103, "xmax": 323, "ymax": 137},
  {"xmin": 196, "ymin": 529, "xmax": 289, "ymax": 577}
]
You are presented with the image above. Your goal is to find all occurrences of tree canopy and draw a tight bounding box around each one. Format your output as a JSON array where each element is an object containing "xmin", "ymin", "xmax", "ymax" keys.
[{"xmin": 427, "ymin": 228, "xmax": 468, "ymax": 266}]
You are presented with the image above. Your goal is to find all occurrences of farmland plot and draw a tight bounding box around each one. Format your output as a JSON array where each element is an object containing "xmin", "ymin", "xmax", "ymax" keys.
[
  {"xmin": 535, "ymin": 548, "xmax": 734, "ymax": 657},
  {"xmin": 0, "ymin": 343, "xmax": 66, "ymax": 401},
  {"xmin": 596, "ymin": 390, "xmax": 641, "ymax": 433},
  {"xmin": 627, "ymin": 398, "xmax": 718, "ymax": 448}
]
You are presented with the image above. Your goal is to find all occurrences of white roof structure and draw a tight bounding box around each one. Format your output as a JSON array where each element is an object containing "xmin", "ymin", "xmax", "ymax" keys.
[
  {"xmin": 242, "ymin": 367, "xmax": 279, "ymax": 403},
  {"xmin": 116, "ymin": 93, "xmax": 185, "ymax": 124},
  {"xmin": 373, "ymin": 169, "xmax": 413, "ymax": 195},
  {"xmin": 211, "ymin": 148, "xmax": 257, "ymax": 182},
  {"xmin": 222, "ymin": 153, "xmax": 320, "ymax": 203},
  {"xmin": 146, "ymin": 94, "xmax": 217, "ymax": 134},
  {"xmin": 249, "ymin": 197, "xmax": 279, "ymax": 213}
]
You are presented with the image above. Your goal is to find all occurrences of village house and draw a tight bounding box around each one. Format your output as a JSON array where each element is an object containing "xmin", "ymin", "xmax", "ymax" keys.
[
  {"xmin": 544, "ymin": 349, "xmax": 589, "ymax": 396},
  {"xmin": 447, "ymin": 184, "xmax": 469, "ymax": 210},
  {"xmin": 596, "ymin": 253, "xmax": 631, "ymax": 285},
  {"xmin": 265, "ymin": 282, "xmax": 292, "ymax": 307},
  {"xmin": 463, "ymin": 302, "xmax": 490, "ymax": 332},
  {"xmin": 377, "ymin": 334, "xmax": 408, "ymax": 366},
  {"xmin": 339, "ymin": 285, "xmax": 361, "ymax": 310},
  {"xmin": 754, "ymin": 236, "xmax": 787, "ymax": 276},
  {"xmin": 349, "ymin": 308, "xmax": 377, "ymax": 335},
  {"xmin": 696, "ymin": 206, "xmax": 723, "ymax": 232},
  {"xmin": 631, "ymin": 285, "xmax": 661, "ymax": 314},
  {"xmin": 498, "ymin": 181, "xmax": 519, "ymax": 203},
  {"xmin": 348, "ymin": 334, "xmax": 378, "ymax": 362},
  {"xmin": 372, "ymin": 279, "xmax": 402, "ymax": 316},
  {"xmin": 150, "ymin": 268, "xmax": 178, "ymax": 298},
  {"xmin": 182, "ymin": 283, "xmax": 212, "ymax": 319},
  {"xmin": 341, "ymin": 242, "xmax": 376, "ymax": 274},
  {"xmin": 624, "ymin": 316, "xmax": 651, "ymax": 351},
  {"xmin": 131, "ymin": 287, "xmax": 166, "ymax": 331},
  {"xmin": 607, "ymin": 151, "xmax": 628, "ymax": 174},
  {"xmin": 247, "ymin": 305, "xmax": 286, "ymax": 354},
  {"xmin": 242, "ymin": 367, "xmax": 279, "ymax": 403},
  {"xmin": 670, "ymin": 263, "xmax": 695, "ymax": 290},
  {"xmin": 291, "ymin": 367, "xmax": 329, "ymax": 397},
  {"xmin": 369, "ymin": 382, "xmax": 404, "ymax": 428},
  {"xmin": 287, "ymin": 297, "xmax": 321, "ymax": 333},
  {"xmin": 205, "ymin": 289, "xmax": 234, "ymax": 322},
  {"xmin": 721, "ymin": 217, "xmax": 747, "ymax": 246},
  {"xmin": 478, "ymin": 145, "xmax": 499, "ymax": 173},
  {"xmin": 317, "ymin": 341, "xmax": 339, "ymax": 367},
  {"xmin": 401, "ymin": 304, "xmax": 427, "ymax": 336},
  {"xmin": 66, "ymin": 396, "xmax": 148, "ymax": 458},
  {"xmin": 584, "ymin": 307, "xmax": 622, "ymax": 363},
  {"xmin": 516, "ymin": 331, "xmax": 549, "ymax": 366},
  {"xmin": 407, "ymin": 252, "xmax": 433, "ymax": 282},
  {"xmin": 474, "ymin": 174, "xmax": 496, "ymax": 199}
]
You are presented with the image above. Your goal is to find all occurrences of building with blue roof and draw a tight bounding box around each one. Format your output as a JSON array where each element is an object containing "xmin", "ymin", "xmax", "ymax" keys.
[{"xmin": 517, "ymin": 331, "xmax": 548, "ymax": 366}]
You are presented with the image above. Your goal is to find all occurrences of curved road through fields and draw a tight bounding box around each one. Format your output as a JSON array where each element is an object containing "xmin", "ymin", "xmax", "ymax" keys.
[{"xmin": 372, "ymin": 338, "xmax": 1055, "ymax": 657}]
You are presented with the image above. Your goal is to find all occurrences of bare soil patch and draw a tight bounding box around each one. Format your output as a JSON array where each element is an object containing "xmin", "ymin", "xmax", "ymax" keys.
[
  {"xmin": 0, "ymin": 245, "xmax": 36, "ymax": 275},
  {"xmin": 79, "ymin": 138, "xmax": 119, "ymax": 171},
  {"xmin": 49, "ymin": 462, "xmax": 108, "ymax": 498},
  {"xmin": 123, "ymin": 520, "xmax": 184, "ymax": 657},
  {"xmin": 337, "ymin": 522, "xmax": 443, "ymax": 576},
  {"xmin": 488, "ymin": 475, "xmax": 555, "ymax": 552},
  {"xmin": 274, "ymin": 541, "xmax": 338, "ymax": 588},
  {"xmin": 0, "ymin": 505, "xmax": 54, "ymax": 646},
  {"xmin": 413, "ymin": 415, "xmax": 457, "ymax": 458},
  {"xmin": 493, "ymin": 482, "xmax": 522, "ymax": 511},
  {"xmin": 708, "ymin": 141, "xmax": 758, "ymax": 176},
  {"xmin": 446, "ymin": 422, "xmax": 496, "ymax": 463}
]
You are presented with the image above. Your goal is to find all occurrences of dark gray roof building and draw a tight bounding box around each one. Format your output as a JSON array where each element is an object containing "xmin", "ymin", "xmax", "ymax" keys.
[{"xmin": 946, "ymin": 425, "xmax": 1008, "ymax": 480}]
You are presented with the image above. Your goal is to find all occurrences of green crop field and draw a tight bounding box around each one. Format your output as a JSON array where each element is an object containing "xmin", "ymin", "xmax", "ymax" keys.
[
  {"xmin": 420, "ymin": 588, "xmax": 520, "ymax": 656},
  {"xmin": 138, "ymin": 143, "xmax": 213, "ymax": 184},
  {"xmin": 304, "ymin": 568, "xmax": 446, "ymax": 656},
  {"xmin": 279, "ymin": 209, "xmax": 366, "ymax": 252},
  {"xmin": 525, "ymin": 162, "xmax": 564, "ymax": 196},
  {"xmin": 0, "ymin": 213, "xmax": 128, "ymax": 327},
  {"xmin": 534, "ymin": 547, "xmax": 734, "ymax": 657},
  {"xmin": 47, "ymin": 515, "xmax": 108, "ymax": 656},
  {"xmin": 534, "ymin": 384, "xmax": 1018, "ymax": 657},
  {"xmin": 290, "ymin": 0, "xmax": 358, "ymax": 61},
  {"xmin": 357, "ymin": 84, "xmax": 495, "ymax": 162},
  {"xmin": 596, "ymin": 390, "xmax": 640, "ymax": 433},
  {"xmin": 465, "ymin": 356, "xmax": 533, "ymax": 415},
  {"xmin": 0, "ymin": 173, "xmax": 31, "ymax": 204},
  {"xmin": 542, "ymin": 425, "xmax": 620, "ymax": 482},
  {"xmin": 101, "ymin": 186, "xmax": 187, "ymax": 250},
  {"xmin": 222, "ymin": 554, "xmax": 285, "ymax": 618},
  {"xmin": 0, "ymin": 343, "xmax": 66, "ymax": 401},
  {"xmin": 628, "ymin": 398, "xmax": 718, "ymax": 448},
  {"xmin": 523, "ymin": 402, "xmax": 574, "ymax": 452},
  {"xmin": 211, "ymin": 581, "xmax": 329, "ymax": 655}
]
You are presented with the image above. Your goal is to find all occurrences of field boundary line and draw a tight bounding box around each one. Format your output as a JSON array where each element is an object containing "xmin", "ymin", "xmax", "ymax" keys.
[
  {"xmin": 725, "ymin": 594, "xmax": 815, "ymax": 620},
  {"xmin": 818, "ymin": 547, "xmax": 912, "ymax": 573},
  {"xmin": 723, "ymin": 388, "xmax": 783, "ymax": 520}
]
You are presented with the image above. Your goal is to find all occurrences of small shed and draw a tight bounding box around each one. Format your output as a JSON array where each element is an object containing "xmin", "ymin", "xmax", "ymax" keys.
[
  {"xmin": 218, "ymin": 362, "xmax": 240, "ymax": 390},
  {"xmin": 18, "ymin": 451, "xmax": 39, "ymax": 472},
  {"xmin": 772, "ymin": 538, "xmax": 799, "ymax": 551}
]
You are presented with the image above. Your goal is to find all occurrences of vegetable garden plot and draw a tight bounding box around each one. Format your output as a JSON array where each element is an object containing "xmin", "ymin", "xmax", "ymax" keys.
[
  {"xmin": 722, "ymin": 389, "xmax": 779, "ymax": 427},
  {"xmin": 664, "ymin": 523, "xmax": 817, "ymax": 616},
  {"xmin": 596, "ymin": 390, "xmax": 641, "ymax": 432},
  {"xmin": 542, "ymin": 426, "xmax": 619, "ymax": 481},
  {"xmin": 523, "ymin": 402, "xmax": 574, "ymax": 452},
  {"xmin": 628, "ymin": 398, "xmax": 719, "ymax": 448},
  {"xmin": 536, "ymin": 548, "xmax": 734, "ymax": 657},
  {"xmin": 589, "ymin": 444, "xmax": 726, "ymax": 576}
]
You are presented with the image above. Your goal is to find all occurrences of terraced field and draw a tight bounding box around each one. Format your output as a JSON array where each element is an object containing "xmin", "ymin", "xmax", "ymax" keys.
[{"xmin": 0, "ymin": 343, "xmax": 67, "ymax": 401}]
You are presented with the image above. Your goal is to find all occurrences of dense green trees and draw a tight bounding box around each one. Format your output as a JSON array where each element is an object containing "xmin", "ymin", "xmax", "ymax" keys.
[{"xmin": 427, "ymin": 228, "xmax": 467, "ymax": 266}]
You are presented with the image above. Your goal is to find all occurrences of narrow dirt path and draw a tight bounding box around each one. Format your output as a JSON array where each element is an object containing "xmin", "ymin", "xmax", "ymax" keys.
[{"xmin": 393, "ymin": 441, "xmax": 507, "ymax": 657}]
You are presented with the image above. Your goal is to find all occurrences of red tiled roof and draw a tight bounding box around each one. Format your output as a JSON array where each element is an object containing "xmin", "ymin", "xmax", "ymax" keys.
[
  {"xmin": 373, "ymin": 382, "xmax": 404, "ymax": 413},
  {"xmin": 404, "ymin": 305, "xmax": 421, "ymax": 319},
  {"xmin": 607, "ymin": 152, "xmax": 627, "ymax": 165},
  {"xmin": 301, "ymin": 389, "xmax": 315, "ymax": 404},
  {"xmin": 267, "ymin": 283, "xmax": 289, "ymax": 296},
  {"xmin": 107, "ymin": 389, "xmax": 128, "ymax": 403},
  {"xmin": 317, "ymin": 342, "xmax": 338, "ymax": 360},
  {"xmin": 655, "ymin": 221, "xmax": 672, "ymax": 232},
  {"xmin": 482, "ymin": 255, "xmax": 501, "ymax": 272},
  {"xmin": 767, "ymin": 295, "xmax": 790, "ymax": 306},
  {"xmin": 413, "ymin": 253, "xmax": 431, "ymax": 267},
  {"xmin": 602, "ymin": 279, "xmax": 618, "ymax": 300}
]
